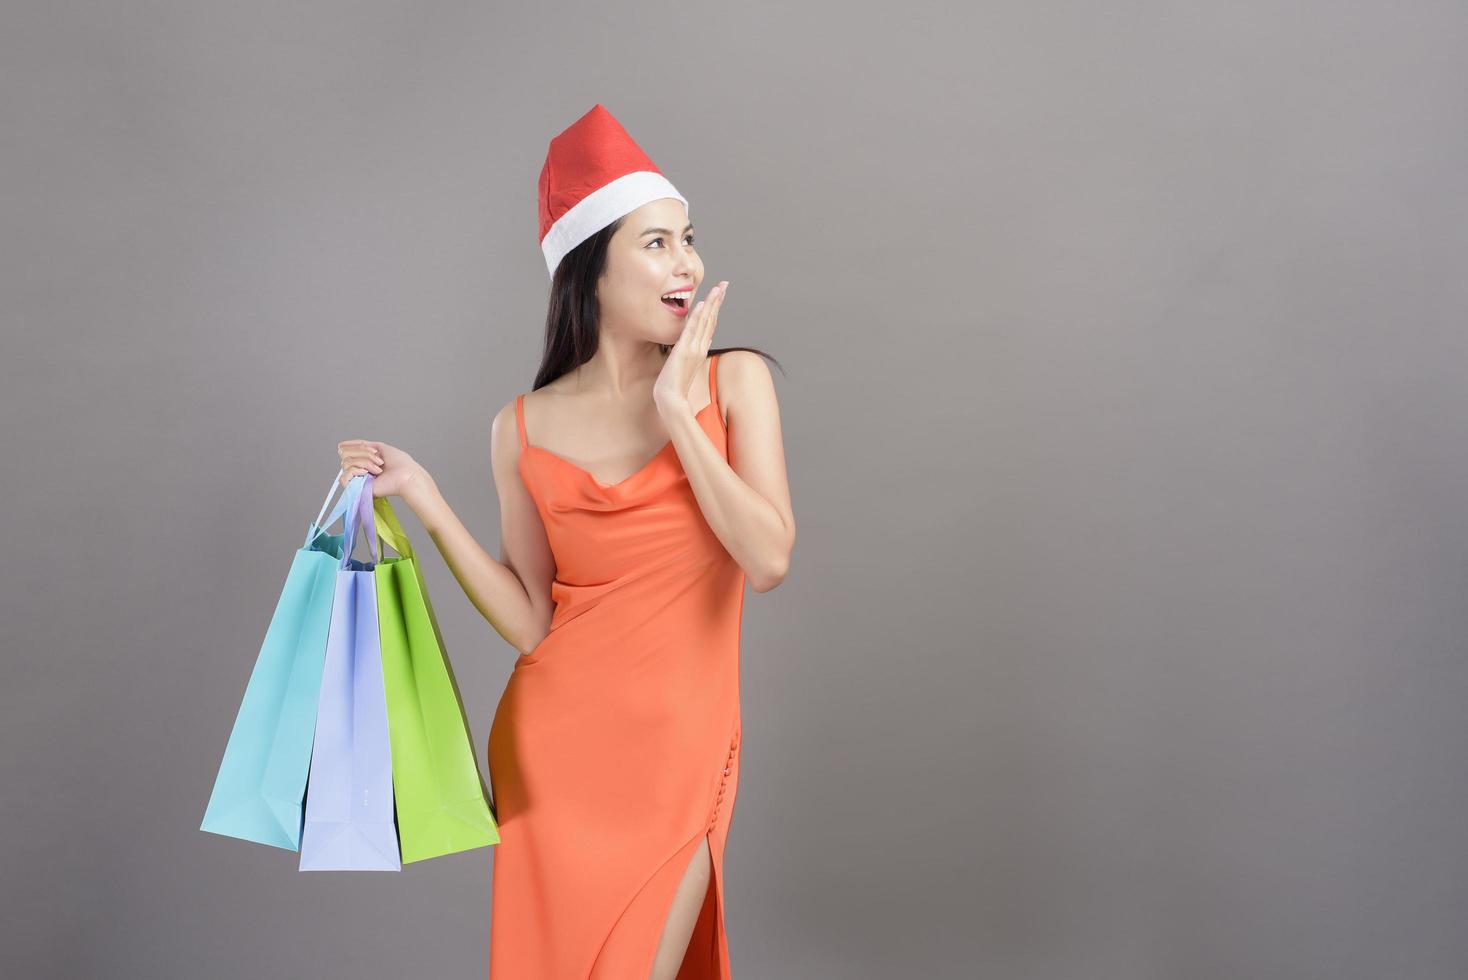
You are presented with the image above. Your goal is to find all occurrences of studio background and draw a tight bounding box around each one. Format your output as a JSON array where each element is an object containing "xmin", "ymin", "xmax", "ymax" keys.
[{"xmin": 4, "ymin": 2, "xmax": 1467, "ymax": 978}]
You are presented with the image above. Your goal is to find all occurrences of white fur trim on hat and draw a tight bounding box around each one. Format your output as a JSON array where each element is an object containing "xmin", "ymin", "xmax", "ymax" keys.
[{"xmin": 540, "ymin": 171, "xmax": 688, "ymax": 278}]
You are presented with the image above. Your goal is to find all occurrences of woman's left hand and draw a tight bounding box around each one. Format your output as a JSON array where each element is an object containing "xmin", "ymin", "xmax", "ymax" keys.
[{"xmin": 654, "ymin": 280, "xmax": 728, "ymax": 414}]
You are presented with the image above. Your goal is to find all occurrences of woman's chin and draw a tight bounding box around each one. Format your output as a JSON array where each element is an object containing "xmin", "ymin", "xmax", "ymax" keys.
[{"xmin": 641, "ymin": 323, "xmax": 686, "ymax": 346}]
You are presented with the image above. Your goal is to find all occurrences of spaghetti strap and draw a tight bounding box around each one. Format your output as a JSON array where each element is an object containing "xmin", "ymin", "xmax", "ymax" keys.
[
  {"xmin": 708, "ymin": 353, "xmax": 721, "ymax": 418},
  {"xmin": 514, "ymin": 393, "xmax": 529, "ymax": 449}
]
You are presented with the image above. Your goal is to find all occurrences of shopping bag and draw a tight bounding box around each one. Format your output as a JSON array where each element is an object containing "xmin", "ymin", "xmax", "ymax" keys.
[
  {"xmin": 299, "ymin": 474, "xmax": 402, "ymax": 871},
  {"xmin": 200, "ymin": 470, "xmax": 359, "ymax": 850},
  {"xmin": 372, "ymin": 496, "xmax": 501, "ymax": 863}
]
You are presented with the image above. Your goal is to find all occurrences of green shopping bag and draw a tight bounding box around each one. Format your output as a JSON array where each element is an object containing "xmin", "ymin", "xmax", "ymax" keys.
[{"xmin": 371, "ymin": 496, "xmax": 501, "ymax": 862}]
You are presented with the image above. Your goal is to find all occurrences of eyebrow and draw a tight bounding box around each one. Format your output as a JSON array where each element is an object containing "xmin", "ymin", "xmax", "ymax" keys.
[{"xmin": 640, "ymin": 224, "xmax": 694, "ymax": 237}]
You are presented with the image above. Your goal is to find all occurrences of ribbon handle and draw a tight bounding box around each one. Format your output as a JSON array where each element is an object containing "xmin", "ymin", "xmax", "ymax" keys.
[
  {"xmin": 304, "ymin": 468, "xmax": 349, "ymax": 547},
  {"xmin": 372, "ymin": 496, "xmax": 415, "ymax": 560},
  {"xmin": 339, "ymin": 474, "xmax": 380, "ymax": 569}
]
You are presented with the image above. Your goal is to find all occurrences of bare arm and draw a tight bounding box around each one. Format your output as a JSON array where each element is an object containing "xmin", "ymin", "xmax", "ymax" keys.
[
  {"xmin": 661, "ymin": 350, "xmax": 795, "ymax": 592},
  {"xmin": 395, "ymin": 399, "xmax": 557, "ymax": 657}
]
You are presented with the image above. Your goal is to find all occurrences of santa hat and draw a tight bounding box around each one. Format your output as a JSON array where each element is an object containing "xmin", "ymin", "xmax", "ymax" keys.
[{"xmin": 538, "ymin": 103, "xmax": 688, "ymax": 278}]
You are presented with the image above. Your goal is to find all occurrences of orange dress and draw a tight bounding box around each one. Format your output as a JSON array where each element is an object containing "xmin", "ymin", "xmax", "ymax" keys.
[{"xmin": 487, "ymin": 354, "xmax": 746, "ymax": 978}]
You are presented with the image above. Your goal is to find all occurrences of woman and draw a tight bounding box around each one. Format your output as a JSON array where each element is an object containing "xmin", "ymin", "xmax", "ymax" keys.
[{"xmin": 335, "ymin": 105, "xmax": 795, "ymax": 979}]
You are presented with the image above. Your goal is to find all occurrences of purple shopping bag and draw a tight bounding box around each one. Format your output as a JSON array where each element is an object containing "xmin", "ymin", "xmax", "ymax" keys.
[{"xmin": 299, "ymin": 474, "xmax": 401, "ymax": 871}]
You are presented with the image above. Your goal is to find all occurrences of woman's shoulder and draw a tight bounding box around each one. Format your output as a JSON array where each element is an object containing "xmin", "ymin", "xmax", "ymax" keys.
[
  {"xmin": 490, "ymin": 395, "xmax": 524, "ymax": 463},
  {"xmin": 714, "ymin": 350, "xmax": 777, "ymax": 411},
  {"xmin": 495, "ymin": 377, "xmax": 583, "ymax": 455},
  {"xmin": 715, "ymin": 349, "xmax": 769, "ymax": 377}
]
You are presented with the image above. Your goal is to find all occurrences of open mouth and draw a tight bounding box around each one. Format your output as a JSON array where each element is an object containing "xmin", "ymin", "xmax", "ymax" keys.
[{"xmin": 660, "ymin": 291, "xmax": 692, "ymax": 314}]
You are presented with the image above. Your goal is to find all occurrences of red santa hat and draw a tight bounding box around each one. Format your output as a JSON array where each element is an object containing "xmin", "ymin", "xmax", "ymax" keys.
[{"xmin": 538, "ymin": 103, "xmax": 688, "ymax": 278}]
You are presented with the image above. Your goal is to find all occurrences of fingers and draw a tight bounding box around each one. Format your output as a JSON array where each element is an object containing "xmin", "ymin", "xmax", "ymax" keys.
[
  {"xmin": 337, "ymin": 441, "xmax": 384, "ymax": 486},
  {"xmin": 687, "ymin": 282, "xmax": 724, "ymax": 345},
  {"xmin": 341, "ymin": 463, "xmax": 383, "ymax": 482},
  {"xmin": 680, "ymin": 298, "xmax": 706, "ymax": 347},
  {"xmin": 339, "ymin": 464, "xmax": 377, "ymax": 487},
  {"xmin": 344, "ymin": 457, "xmax": 383, "ymax": 474},
  {"xmin": 702, "ymin": 281, "xmax": 727, "ymax": 351},
  {"xmin": 338, "ymin": 442, "xmax": 383, "ymax": 463},
  {"xmin": 689, "ymin": 282, "xmax": 721, "ymax": 354}
]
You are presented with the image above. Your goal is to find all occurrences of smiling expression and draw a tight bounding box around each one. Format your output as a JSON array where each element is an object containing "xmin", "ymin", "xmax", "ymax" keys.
[{"xmin": 597, "ymin": 197, "xmax": 704, "ymax": 345}]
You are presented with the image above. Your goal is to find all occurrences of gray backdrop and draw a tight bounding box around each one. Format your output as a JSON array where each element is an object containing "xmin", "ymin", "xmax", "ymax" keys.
[{"xmin": 4, "ymin": 2, "xmax": 1467, "ymax": 978}]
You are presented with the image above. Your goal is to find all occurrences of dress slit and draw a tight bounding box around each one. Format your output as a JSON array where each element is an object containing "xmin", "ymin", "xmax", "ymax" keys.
[
  {"xmin": 590, "ymin": 736, "xmax": 738, "ymax": 980},
  {"xmin": 587, "ymin": 826, "xmax": 725, "ymax": 979}
]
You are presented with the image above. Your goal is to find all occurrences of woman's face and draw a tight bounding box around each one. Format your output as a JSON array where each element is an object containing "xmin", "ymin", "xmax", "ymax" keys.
[{"xmin": 597, "ymin": 197, "xmax": 703, "ymax": 345}]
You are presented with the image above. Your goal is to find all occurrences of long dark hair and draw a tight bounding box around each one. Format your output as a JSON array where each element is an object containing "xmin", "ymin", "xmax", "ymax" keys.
[{"xmin": 531, "ymin": 215, "xmax": 782, "ymax": 391}]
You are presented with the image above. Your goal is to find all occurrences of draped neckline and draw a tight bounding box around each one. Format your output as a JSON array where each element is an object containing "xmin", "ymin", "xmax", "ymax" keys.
[{"xmin": 520, "ymin": 399, "xmax": 721, "ymax": 493}]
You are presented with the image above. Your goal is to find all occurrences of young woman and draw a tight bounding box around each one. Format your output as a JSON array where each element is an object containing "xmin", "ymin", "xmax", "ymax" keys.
[{"xmin": 334, "ymin": 105, "xmax": 795, "ymax": 979}]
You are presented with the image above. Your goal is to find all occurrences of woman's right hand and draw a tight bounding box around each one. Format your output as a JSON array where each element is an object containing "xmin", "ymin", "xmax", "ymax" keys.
[{"xmin": 336, "ymin": 439, "xmax": 425, "ymax": 499}]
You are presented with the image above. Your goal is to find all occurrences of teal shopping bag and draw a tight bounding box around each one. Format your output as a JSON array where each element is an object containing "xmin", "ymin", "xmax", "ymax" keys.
[{"xmin": 200, "ymin": 470, "xmax": 362, "ymax": 850}]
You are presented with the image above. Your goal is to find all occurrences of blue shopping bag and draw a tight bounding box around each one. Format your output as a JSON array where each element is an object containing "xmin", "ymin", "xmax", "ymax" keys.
[
  {"xmin": 299, "ymin": 474, "xmax": 402, "ymax": 871},
  {"xmin": 201, "ymin": 470, "xmax": 360, "ymax": 850}
]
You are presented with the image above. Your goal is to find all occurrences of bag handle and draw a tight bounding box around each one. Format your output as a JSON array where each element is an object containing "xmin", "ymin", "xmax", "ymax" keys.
[
  {"xmin": 338, "ymin": 474, "xmax": 381, "ymax": 569},
  {"xmin": 304, "ymin": 468, "xmax": 349, "ymax": 547},
  {"xmin": 371, "ymin": 496, "xmax": 415, "ymax": 560}
]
